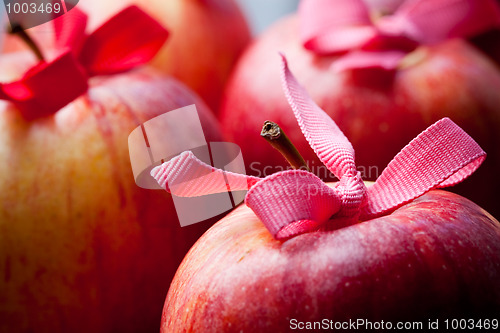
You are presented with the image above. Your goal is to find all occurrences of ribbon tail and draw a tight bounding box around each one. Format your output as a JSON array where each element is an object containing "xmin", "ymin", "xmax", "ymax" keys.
[
  {"xmin": 78, "ymin": 5, "xmax": 169, "ymax": 76},
  {"xmin": 280, "ymin": 54, "xmax": 358, "ymax": 179},
  {"xmin": 151, "ymin": 151, "xmax": 260, "ymax": 197},
  {"xmin": 393, "ymin": 0, "xmax": 500, "ymax": 44},
  {"xmin": 362, "ymin": 118, "xmax": 486, "ymax": 218}
]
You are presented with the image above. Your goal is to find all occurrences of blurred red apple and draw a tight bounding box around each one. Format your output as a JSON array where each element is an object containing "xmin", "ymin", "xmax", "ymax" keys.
[
  {"xmin": 471, "ymin": 0, "xmax": 500, "ymax": 67},
  {"xmin": 159, "ymin": 52, "xmax": 500, "ymax": 331},
  {"xmin": 3, "ymin": 0, "xmax": 251, "ymax": 111},
  {"xmin": 220, "ymin": 11, "xmax": 500, "ymax": 217},
  {"xmin": 0, "ymin": 9, "xmax": 223, "ymax": 333},
  {"xmin": 471, "ymin": 29, "xmax": 500, "ymax": 66},
  {"xmin": 161, "ymin": 184, "xmax": 500, "ymax": 332}
]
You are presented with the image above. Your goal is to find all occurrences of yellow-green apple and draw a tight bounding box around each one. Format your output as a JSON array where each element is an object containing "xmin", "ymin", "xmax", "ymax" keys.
[
  {"xmin": 3, "ymin": 0, "xmax": 251, "ymax": 111},
  {"xmin": 0, "ymin": 12, "xmax": 223, "ymax": 333},
  {"xmin": 161, "ymin": 185, "xmax": 500, "ymax": 332}
]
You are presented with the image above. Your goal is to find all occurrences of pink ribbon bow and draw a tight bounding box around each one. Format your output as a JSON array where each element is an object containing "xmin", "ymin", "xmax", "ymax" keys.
[
  {"xmin": 299, "ymin": 0, "xmax": 500, "ymax": 71},
  {"xmin": 0, "ymin": 6, "xmax": 168, "ymax": 120},
  {"xmin": 151, "ymin": 55, "xmax": 485, "ymax": 240}
]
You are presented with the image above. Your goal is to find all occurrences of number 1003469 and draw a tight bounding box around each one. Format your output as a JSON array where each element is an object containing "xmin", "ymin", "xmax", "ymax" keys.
[{"xmin": 5, "ymin": 1, "xmax": 65, "ymax": 15}]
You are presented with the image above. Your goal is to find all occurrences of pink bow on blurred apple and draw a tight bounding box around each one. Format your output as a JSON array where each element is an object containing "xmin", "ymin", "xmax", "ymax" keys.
[
  {"xmin": 299, "ymin": 0, "xmax": 500, "ymax": 71},
  {"xmin": 151, "ymin": 54, "xmax": 486, "ymax": 240},
  {"xmin": 0, "ymin": 6, "xmax": 168, "ymax": 120}
]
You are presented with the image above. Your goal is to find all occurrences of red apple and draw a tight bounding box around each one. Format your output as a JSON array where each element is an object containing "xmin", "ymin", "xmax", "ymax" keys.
[
  {"xmin": 3, "ymin": 0, "xmax": 251, "ymax": 111},
  {"xmin": 161, "ymin": 184, "xmax": 500, "ymax": 332},
  {"xmin": 220, "ymin": 14, "xmax": 500, "ymax": 218},
  {"xmin": 158, "ymin": 51, "xmax": 500, "ymax": 331},
  {"xmin": 0, "ymin": 33, "xmax": 223, "ymax": 333}
]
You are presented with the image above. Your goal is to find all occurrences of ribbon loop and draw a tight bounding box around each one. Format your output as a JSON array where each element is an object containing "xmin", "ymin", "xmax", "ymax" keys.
[
  {"xmin": 246, "ymin": 170, "xmax": 342, "ymax": 240},
  {"xmin": 280, "ymin": 54, "xmax": 360, "ymax": 181},
  {"xmin": 361, "ymin": 117, "xmax": 486, "ymax": 218},
  {"xmin": 53, "ymin": 6, "xmax": 88, "ymax": 52},
  {"xmin": 78, "ymin": 5, "xmax": 169, "ymax": 76}
]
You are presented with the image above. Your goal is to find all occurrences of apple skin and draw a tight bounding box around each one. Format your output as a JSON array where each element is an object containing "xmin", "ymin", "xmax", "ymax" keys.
[
  {"xmin": 3, "ymin": 0, "xmax": 251, "ymax": 112},
  {"xmin": 161, "ymin": 185, "xmax": 500, "ymax": 332},
  {"xmin": 0, "ymin": 51, "xmax": 223, "ymax": 333},
  {"xmin": 220, "ymin": 15, "xmax": 500, "ymax": 218}
]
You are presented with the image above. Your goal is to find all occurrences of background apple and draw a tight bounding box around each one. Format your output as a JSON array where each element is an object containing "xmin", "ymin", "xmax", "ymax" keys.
[
  {"xmin": 2, "ymin": 0, "xmax": 251, "ymax": 112},
  {"xmin": 220, "ymin": 15, "xmax": 500, "ymax": 218},
  {"xmin": 161, "ymin": 185, "xmax": 500, "ymax": 332},
  {"xmin": 0, "ymin": 49, "xmax": 223, "ymax": 333},
  {"xmin": 360, "ymin": 0, "xmax": 500, "ymax": 66},
  {"xmin": 470, "ymin": 0, "xmax": 500, "ymax": 67}
]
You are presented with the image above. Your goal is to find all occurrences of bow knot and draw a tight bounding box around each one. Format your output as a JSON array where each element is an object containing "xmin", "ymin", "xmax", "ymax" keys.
[
  {"xmin": 151, "ymin": 55, "xmax": 485, "ymax": 240},
  {"xmin": 335, "ymin": 172, "xmax": 367, "ymax": 219}
]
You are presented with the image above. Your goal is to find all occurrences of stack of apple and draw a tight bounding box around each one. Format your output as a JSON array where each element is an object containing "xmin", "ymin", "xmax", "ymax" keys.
[
  {"xmin": 2, "ymin": 0, "xmax": 499, "ymax": 332},
  {"xmin": 0, "ymin": 2, "xmax": 250, "ymax": 333}
]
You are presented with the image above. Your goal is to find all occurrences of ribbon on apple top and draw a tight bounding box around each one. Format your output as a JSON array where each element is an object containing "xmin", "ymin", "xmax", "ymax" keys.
[
  {"xmin": 0, "ymin": 6, "xmax": 168, "ymax": 120},
  {"xmin": 151, "ymin": 55, "xmax": 485, "ymax": 240},
  {"xmin": 298, "ymin": 0, "xmax": 500, "ymax": 71}
]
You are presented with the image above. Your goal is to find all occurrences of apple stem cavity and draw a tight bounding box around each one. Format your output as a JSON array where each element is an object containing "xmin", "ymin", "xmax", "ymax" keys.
[
  {"xmin": 261, "ymin": 120, "xmax": 310, "ymax": 171},
  {"xmin": 8, "ymin": 23, "xmax": 45, "ymax": 62}
]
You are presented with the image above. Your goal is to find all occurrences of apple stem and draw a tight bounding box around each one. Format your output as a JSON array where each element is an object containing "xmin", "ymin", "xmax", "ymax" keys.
[
  {"xmin": 261, "ymin": 120, "xmax": 310, "ymax": 171},
  {"xmin": 8, "ymin": 24, "xmax": 45, "ymax": 62}
]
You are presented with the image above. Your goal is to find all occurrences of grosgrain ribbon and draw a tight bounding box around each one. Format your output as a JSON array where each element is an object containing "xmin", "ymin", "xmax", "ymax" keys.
[
  {"xmin": 0, "ymin": 6, "xmax": 168, "ymax": 120},
  {"xmin": 299, "ymin": 0, "xmax": 500, "ymax": 71},
  {"xmin": 151, "ymin": 55, "xmax": 486, "ymax": 240}
]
